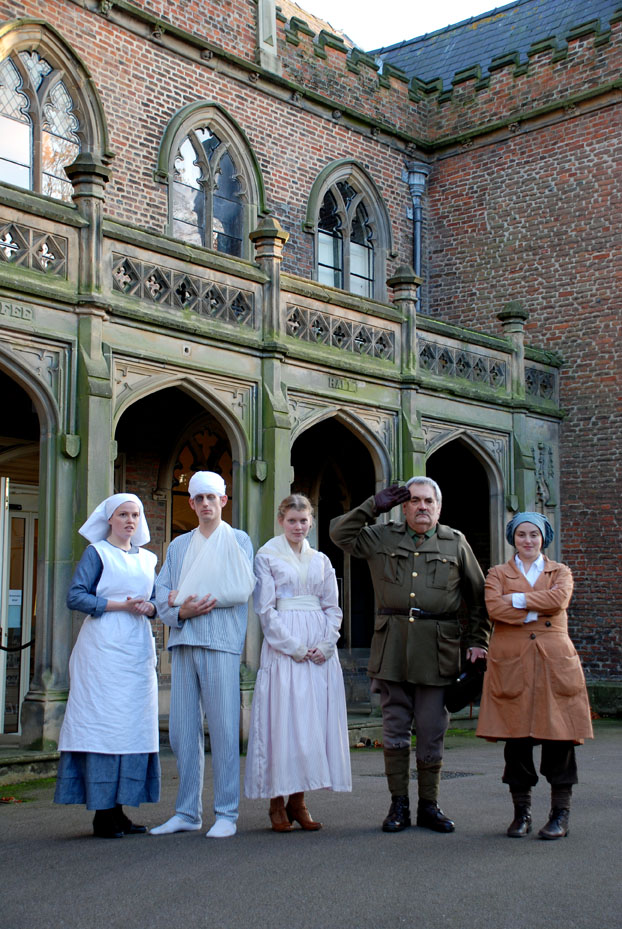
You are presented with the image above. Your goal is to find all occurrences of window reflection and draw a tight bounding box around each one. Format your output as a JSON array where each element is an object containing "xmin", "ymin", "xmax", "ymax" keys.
[
  {"xmin": 0, "ymin": 50, "xmax": 80, "ymax": 201},
  {"xmin": 172, "ymin": 127, "xmax": 244, "ymax": 257},
  {"xmin": 317, "ymin": 183, "xmax": 374, "ymax": 297}
]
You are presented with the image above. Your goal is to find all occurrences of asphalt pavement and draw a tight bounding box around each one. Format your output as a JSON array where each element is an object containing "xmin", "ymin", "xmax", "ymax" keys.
[{"xmin": 2, "ymin": 720, "xmax": 621, "ymax": 929}]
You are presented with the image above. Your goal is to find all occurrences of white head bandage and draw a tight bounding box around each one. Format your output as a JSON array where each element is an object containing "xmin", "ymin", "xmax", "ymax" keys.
[
  {"xmin": 78, "ymin": 493, "xmax": 150, "ymax": 546},
  {"xmin": 188, "ymin": 471, "xmax": 226, "ymax": 498}
]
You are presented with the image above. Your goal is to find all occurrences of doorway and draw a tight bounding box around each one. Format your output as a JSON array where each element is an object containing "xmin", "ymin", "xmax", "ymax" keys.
[
  {"xmin": 426, "ymin": 438, "xmax": 491, "ymax": 572},
  {"xmin": 291, "ymin": 418, "xmax": 377, "ymax": 708},
  {"xmin": 0, "ymin": 482, "xmax": 38, "ymax": 733}
]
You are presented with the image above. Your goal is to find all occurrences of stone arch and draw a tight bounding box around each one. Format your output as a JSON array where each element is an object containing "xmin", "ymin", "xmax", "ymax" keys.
[
  {"xmin": 0, "ymin": 19, "xmax": 113, "ymax": 169},
  {"xmin": 113, "ymin": 374, "xmax": 251, "ymax": 530},
  {"xmin": 426, "ymin": 429, "xmax": 505, "ymax": 569},
  {"xmin": 290, "ymin": 412, "xmax": 380, "ymax": 690},
  {"xmin": 0, "ymin": 342, "xmax": 60, "ymax": 433},
  {"xmin": 291, "ymin": 406, "xmax": 391, "ymax": 489},
  {"xmin": 113, "ymin": 373, "xmax": 250, "ymax": 467}
]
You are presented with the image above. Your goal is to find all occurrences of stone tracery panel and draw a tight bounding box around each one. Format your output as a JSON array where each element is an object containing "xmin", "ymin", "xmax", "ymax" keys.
[
  {"xmin": 285, "ymin": 303, "xmax": 395, "ymax": 362},
  {"xmin": 422, "ymin": 419, "xmax": 510, "ymax": 480},
  {"xmin": 418, "ymin": 336, "xmax": 508, "ymax": 391},
  {"xmin": 0, "ymin": 334, "xmax": 71, "ymax": 430},
  {"xmin": 0, "ymin": 219, "xmax": 68, "ymax": 277},
  {"xmin": 111, "ymin": 253, "xmax": 255, "ymax": 327},
  {"xmin": 288, "ymin": 391, "xmax": 397, "ymax": 468}
]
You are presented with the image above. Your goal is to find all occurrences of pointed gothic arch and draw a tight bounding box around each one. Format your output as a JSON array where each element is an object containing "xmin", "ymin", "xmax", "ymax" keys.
[
  {"xmin": 426, "ymin": 429, "xmax": 506, "ymax": 570},
  {"xmin": 305, "ymin": 159, "xmax": 394, "ymax": 302},
  {"xmin": 0, "ymin": 20, "xmax": 112, "ymax": 200},
  {"xmin": 155, "ymin": 101, "xmax": 266, "ymax": 258}
]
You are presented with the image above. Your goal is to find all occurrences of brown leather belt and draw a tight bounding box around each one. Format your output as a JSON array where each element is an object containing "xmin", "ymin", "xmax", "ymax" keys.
[{"xmin": 377, "ymin": 608, "xmax": 457, "ymax": 620}]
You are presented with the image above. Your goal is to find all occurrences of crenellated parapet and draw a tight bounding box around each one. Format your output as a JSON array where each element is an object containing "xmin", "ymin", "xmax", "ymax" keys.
[{"xmin": 60, "ymin": 0, "xmax": 622, "ymax": 151}]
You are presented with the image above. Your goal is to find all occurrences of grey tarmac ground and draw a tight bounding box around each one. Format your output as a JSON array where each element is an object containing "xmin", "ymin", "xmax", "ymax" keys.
[{"xmin": 1, "ymin": 720, "xmax": 621, "ymax": 929}]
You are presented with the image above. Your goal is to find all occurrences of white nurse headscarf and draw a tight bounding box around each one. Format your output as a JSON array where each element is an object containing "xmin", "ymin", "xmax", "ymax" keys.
[{"xmin": 78, "ymin": 493, "xmax": 151, "ymax": 546}]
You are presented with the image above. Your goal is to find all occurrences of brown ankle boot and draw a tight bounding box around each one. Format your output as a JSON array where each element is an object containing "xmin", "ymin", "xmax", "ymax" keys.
[
  {"xmin": 285, "ymin": 792, "xmax": 322, "ymax": 830},
  {"xmin": 269, "ymin": 796, "xmax": 293, "ymax": 832}
]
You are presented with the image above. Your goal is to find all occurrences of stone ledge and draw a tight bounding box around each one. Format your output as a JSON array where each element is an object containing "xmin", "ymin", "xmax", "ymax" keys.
[{"xmin": 0, "ymin": 750, "xmax": 60, "ymax": 786}]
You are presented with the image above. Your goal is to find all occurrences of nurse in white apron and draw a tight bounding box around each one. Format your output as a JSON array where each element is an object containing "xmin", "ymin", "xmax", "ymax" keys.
[{"xmin": 54, "ymin": 494, "xmax": 160, "ymax": 838}]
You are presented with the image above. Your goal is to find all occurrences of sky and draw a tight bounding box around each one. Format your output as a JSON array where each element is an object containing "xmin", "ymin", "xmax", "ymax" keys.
[{"xmin": 301, "ymin": 0, "xmax": 513, "ymax": 50}]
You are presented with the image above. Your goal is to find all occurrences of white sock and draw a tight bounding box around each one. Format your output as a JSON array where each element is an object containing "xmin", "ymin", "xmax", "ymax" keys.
[
  {"xmin": 206, "ymin": 818, "xmax": 236, "ymax": 838},
  {"xmin": 150, "ymin": 814, "xmax": 202, "ymax": 835}
]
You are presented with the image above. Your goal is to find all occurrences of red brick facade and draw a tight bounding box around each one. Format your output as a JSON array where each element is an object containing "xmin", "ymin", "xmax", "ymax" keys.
[{"xmin": 1, "ymin": 0, "xmax": 619, "ymax": 678}]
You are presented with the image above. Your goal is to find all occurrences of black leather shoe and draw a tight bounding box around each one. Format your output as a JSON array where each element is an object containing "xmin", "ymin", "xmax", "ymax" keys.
[
  {"xmin": 538, "ymin": 807, "xmax": 569, "ymax": 840},
  {"xmin": 382, "ymin": 796, "xmax": 411, "ymax": 832},
  {"xmin": 93, "ymin": 810, "xmax": 124, "ymax": 839},
  {"xmin": 416, "ymin": 801, "xmax": 455, "ymax": 833},
  {"xmin": 507, "ymin": 804, "xmax": 532, "ymax": 837},
  {"xmin": 116, "ymin": 809, "xmax": 147, "ymax": 835}
]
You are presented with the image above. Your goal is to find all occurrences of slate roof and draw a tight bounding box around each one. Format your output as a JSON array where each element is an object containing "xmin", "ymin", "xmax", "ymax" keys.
[{"xmin": 374, "ymin": 0, "xmax": 622, "ymax": 90}]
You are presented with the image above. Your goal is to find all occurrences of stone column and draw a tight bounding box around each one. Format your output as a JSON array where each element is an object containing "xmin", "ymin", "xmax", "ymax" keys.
[
  {"xmin": 65, "ymin": 151, "xmax": 115, "ymax": 520},
  {"xmin": 20, "ymin": 154, "xmax": 114, "ymax": 748},
  {"xmin": 388, "ymin": 264, "xmax": 420, "ymax": 374},
  {"xmin": 497, "ymin": 303, "xmax": 536, "ymax": 516},
  {"xmin": 388, "ymin": 266, "xmax": 425, "ymax": 478},
  {"xmin": 64, "ymin": 152, "xmax": 111, "ymax": 298},
  {"xmin": 497, "ymin": 301, "xmax": 528, "ymax": 399},
  {"xmin": 250, "ymin": 215, "xmax": 289, "ymax": 342},
  {"xmin": 256, "ymin": 0, "xmax": 282, "ymax": 74}
]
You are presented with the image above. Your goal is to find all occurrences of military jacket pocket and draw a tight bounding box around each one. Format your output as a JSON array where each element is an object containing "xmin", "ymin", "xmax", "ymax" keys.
[
  {"xmin": 382, "ymin": 550, "xmax": 409, "ymax": 586},
  {"xmin": 547, "ymin": 655, "xmax": 585, "ymax": 697},
  {"xmin": 426, "ymin": 552, "xmax": 459, "ymax": 589},
  {"xmin": 368, "ymin": 614, "xmax": 390, "ymax": 674},
  {"xmin": 488, "ymin": 656, "xmax": 523, "ymax": 699},
  {"xmin": 436, "ymin": 622, "xmax": 461, "ymax": 678}
]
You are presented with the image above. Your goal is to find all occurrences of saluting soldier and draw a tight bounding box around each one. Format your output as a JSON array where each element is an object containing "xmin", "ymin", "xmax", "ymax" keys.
[{"xmin": 330, "ymin": 476, "xmax": 490, "ymax": 833}]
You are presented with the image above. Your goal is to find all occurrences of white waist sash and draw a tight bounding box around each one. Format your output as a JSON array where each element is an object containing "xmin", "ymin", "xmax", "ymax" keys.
[{"xmin": 276, "ymin": 595, "xmax": 321, "ymax": 611}]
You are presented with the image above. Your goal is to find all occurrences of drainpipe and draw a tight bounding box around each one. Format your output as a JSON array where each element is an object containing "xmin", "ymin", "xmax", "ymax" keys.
[{"xmin": 403, "ymin": 161, "xmax": 429, "ymax": 309}]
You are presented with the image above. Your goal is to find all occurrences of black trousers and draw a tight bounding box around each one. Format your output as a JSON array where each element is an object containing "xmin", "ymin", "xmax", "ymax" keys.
[{"xmin": 502, "ymin": 738, "xmax": 578, "ymax": 789}]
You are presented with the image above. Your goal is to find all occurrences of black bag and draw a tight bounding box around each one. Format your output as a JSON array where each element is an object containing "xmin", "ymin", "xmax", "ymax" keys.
[{"xmin": 444, "ymin": 657, "xmax": 487, "ymax": 713}]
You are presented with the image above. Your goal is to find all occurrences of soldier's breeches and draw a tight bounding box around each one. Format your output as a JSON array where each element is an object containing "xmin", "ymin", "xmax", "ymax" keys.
[{"xmin": 375, "ymin": 680, "xmax": 449, "ymax": 762}]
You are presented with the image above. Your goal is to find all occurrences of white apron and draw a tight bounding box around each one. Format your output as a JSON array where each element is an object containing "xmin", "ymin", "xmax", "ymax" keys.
[{"xmin": 59, "ymin": 540, "xmax": 159, "ymax": 754}]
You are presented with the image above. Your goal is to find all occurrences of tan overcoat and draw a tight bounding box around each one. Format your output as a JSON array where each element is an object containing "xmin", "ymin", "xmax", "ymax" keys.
[{"xmin": 476, "ymin": 556, "xmax": 593, "ymax": 743}]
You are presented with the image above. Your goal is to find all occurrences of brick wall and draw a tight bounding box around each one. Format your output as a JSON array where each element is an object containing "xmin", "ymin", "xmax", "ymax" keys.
[
  {"xmin": 1, "ymin": 0, "xmax": 619, "ymax": 677},
  {"xmin": 425, "ymin": 106, "xmax": 622, "ymax": 676}
]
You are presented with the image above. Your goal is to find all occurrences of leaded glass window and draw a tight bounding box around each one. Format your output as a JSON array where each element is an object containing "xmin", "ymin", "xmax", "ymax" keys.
[
  {"xmin": 0, "ymin": 51, "xmax": 80, "ymax": 201},
  {"xmin": 173, "ymin": 127, "xmax": 244, "ymax": 257},
  {"xmin": 317, "ymin": 182, "xmax": 374, "ymax": 298},
  {"xmin": 318, "ymin": 190, "xmax": 343, "ymax": 288}
]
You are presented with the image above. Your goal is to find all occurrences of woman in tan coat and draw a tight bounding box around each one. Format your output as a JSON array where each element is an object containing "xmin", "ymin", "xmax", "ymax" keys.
[{"xmin": 477, "ymin": 512, "xmax": 593, "ymax": 840}]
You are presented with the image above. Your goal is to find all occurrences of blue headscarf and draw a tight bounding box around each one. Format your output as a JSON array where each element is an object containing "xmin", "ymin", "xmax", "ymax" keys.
[{"xmin": 505, "ymin": 511, "xmax": 554, "ymax": 550}]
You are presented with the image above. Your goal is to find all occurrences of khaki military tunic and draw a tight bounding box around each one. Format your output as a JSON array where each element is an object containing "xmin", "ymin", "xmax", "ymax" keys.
[{"xmin": 330, "ymin": 496, "xmax": 490, "ymax": 686}]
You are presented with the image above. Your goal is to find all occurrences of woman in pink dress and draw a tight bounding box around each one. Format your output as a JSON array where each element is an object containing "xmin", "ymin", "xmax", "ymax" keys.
[{"xmin": 245, "ymin": 494, "xmax": 351, "ymax": 831}]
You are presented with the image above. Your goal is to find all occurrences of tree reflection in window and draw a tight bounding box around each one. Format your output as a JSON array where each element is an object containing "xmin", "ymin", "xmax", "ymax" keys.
[
  {"xmin": 0, "ymin": 51, "xmax": 79, "ymax": 201},
  {"xmin": 172, "ymin": 127, "xmax": 244, "ymax": 257},
  {"xmin": 317, "ymin": 180, "xmax": 373, "ymax": 297}
]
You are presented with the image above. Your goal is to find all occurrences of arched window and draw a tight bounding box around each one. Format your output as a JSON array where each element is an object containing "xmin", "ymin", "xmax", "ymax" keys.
[
  {"xmin": 0, "ymin": 22, "xmax": 112, "ymax": 201},
  {"xmin": 157, "ymin": 102, "xmax": 266, "ymax": 260},
  {"xmin": 0, "ymin": 50, "xmax": 79, "ymax": 200},
  {"xmin": 307, "ymin": 161, "xmax": 393, "ymax": 302}
]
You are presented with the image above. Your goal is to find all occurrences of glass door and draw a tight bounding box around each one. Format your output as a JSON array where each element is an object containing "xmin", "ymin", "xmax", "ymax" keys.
[{"xmin": 0, "ymin": 480, "xmax": 38, "ymax": 734}]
